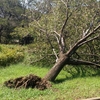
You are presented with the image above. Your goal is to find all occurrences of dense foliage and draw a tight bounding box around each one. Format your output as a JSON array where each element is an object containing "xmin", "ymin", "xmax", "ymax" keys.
[
  {"xmin": 0, "ymin": 0, "xmax": 27, "ymax": 43},
  {"xmin": 0, "ymin": 45, "xmax": 24, "ymax": 66}
]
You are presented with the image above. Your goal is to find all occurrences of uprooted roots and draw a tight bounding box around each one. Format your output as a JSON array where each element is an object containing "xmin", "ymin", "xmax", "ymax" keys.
[{"xmin": 4, "ymin": 74, "xmax": 52, "ymax": 90}]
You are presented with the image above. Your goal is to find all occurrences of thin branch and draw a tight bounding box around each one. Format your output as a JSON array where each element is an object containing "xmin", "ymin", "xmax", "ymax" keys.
[
  {"xmin": 45, "ymin": 30, "xmax": 59, "ymax": 60},
  {"xmin": 83, "ymin": 24, "xmax": 100, "ymax": 40},
  {"xmin": 78, "ymin": 35, "xmax": 99, "ymax": 47},
  {"xmin": 60, "ymin": 0, "xmax": 68, "ymax": 8},
  {"xmin": 45, "ymin": 32, "xmax": 54, "ymax": 49},
  {"xmin": 61, "ymin": 12, "xmax": 72, "ymax": 34},
  {"xmin": 53, "ymin": 49, "xmax": 59, "ymax": 62},
  {"xmin": 82, "ymin": 27, "xmax": 91, "ymax": 37},
  {"xmin": 75, "ymin": 52, "xmax": 81, "ymax": 59},
  {"xmin": 66, "ymin": 24, "xmax": 100, "ymax": 57},
  {"xmin": 79, "ymin": 53, "xmax": 100, "ymax": 58},
  {"xmin": 59, "ymin": 12, "xmax": 72, "ymax": 54},
  {"xmin": 68, "ymin": 58, "xmax": 100, "ymax": 67},
  {"xmin": 53, "ymin": 31, "xmax": 60, "ymax": 37},
  {"xmin": 82, "ymin": 12, "xmax": 98, "ymax": 37},
  {"xmin": 39, "ymin": 28, "xmax": 46, "ymax": 33},
  {"xmin": 54, "ymin": 34, "xmax": 59, "ymax": 44}
]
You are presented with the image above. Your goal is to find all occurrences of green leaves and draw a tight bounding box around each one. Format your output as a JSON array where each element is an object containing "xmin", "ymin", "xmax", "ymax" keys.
[{"xmin": 0, "ymin": 45, "xmax": 24, "ymax": 66}]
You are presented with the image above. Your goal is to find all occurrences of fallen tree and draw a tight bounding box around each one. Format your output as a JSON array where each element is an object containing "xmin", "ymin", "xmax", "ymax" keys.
[
  {"xmin": 43, "ymin": 0, "xmax": 100, "ymax": 81},
  {"xmin": 4, "ymin": 0, "xmax": 100, "ymax": 90}
]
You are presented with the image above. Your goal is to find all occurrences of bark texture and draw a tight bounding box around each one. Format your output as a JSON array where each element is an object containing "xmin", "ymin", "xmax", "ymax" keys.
[{"xmin": 44, "ymin": 54, "xmax": 68, "ymax": 81}]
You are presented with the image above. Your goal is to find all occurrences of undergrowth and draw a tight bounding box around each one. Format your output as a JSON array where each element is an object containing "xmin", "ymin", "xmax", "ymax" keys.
[{"xmin": 0, "ymin": 44, "xmax": 24, "ymax": 66}]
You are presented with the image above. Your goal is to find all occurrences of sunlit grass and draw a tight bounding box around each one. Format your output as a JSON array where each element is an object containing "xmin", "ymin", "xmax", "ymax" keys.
[
  {"xmin": 0, "ymin": 63, "xmax": 49, "ymax": 83},
  {"xmin": 0, "ymin": 64, "xmax": 100, "ymax": 100}
]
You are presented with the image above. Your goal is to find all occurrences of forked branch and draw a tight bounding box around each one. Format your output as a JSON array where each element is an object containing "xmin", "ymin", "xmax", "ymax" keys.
[{"xmin": 66, "ymin": 24, "xmax": 100, "ymax": 57}]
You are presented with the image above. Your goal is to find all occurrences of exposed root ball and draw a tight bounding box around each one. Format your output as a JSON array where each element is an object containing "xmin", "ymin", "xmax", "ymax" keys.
[{"xmin": 4, "ymin": 74, "xmax": 52, "ymax": 90}]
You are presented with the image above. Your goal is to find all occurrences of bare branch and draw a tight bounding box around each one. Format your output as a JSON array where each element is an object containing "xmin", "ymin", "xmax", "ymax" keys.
[
  {"xmin": 82, "ymin": 27, "xmax": 91, "ymax": 37},
  {"xmin": 79, "ymin": 53, "xmax": 100, "ymax": 58},
  {"xmin": 83, "ymin": 24, "xmax": 100, "ymax": 40},
  {"xmin": 61, "ymin": 12, "xmax": 72, "ymax": 34},
  {"xmin": 59, "ymin": 12, "xmax": 72, "ymax": 54},
  {"xmin": 53, "ymin": 31, "xmax": 60, "ymax": 37},
  {"xmin": 45, "ymin": 30, "xmax": 59, "ymax": 61},
  {"xmin": 68, "ymin": 59, "xmax": 100, "ymax": 67},
  {"xmin": 54, "ymin": 34, "xmax": 59, "ymax": 44},
  {"xmin": 53, "ymin": 49, "xmax": 59, "ymax": 62},
  {"xmin": 39, "ymin": 28, "xmax": 46, "ymax": 33},
  {"xmin": 78, "ymin": 35, "xmax": 99, "ymax": 47},
  {"xmin": 66, "ymin": 24, "xmax": 100, "ymax": 57},
  {"xmin": 60, "ymin": 0, "xmax": 68, "ymax": 8},
  {"xmin": 82, "ymin": 12, "xmax": 98, "ymax": 37}
]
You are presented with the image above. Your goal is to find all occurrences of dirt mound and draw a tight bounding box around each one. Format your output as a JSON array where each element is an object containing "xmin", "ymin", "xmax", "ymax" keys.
[{"xmin": 4, "ymin": 74, "xmax": 52, "ymax": 90}]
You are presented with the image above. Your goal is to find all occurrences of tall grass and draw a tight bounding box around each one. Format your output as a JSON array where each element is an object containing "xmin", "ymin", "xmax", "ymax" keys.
[{"xmin": 0, "ymin": 64, "xmax": 100, "ymax": 100}]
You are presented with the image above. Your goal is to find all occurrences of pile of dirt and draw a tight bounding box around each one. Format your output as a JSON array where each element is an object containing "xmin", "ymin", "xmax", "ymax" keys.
[{"xmin": 4, "ymin": 74, "xmax": 52, "ymax": 90}]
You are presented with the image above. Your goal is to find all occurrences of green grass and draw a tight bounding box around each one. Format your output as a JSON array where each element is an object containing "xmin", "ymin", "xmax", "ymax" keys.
[{"xmin": 0, "ymin": 64, "xmax": 100, "ymax": 100}]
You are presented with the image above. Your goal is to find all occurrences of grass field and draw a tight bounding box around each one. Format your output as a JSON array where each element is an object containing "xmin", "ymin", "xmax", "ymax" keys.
[{"xmin": 0, "ymin": 64, "xmax": 100, "ymax": 100}]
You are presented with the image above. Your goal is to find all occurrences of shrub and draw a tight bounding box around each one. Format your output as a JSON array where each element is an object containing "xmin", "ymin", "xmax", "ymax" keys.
[{"xmin": 0, "ymin": 45, "xmax": 24, "ymax": 66}]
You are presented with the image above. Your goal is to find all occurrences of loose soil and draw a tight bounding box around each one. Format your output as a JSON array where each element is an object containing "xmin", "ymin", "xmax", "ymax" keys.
[{"xmin": 4, "ymin": 74, "xmax": 52, "ymax": 90}]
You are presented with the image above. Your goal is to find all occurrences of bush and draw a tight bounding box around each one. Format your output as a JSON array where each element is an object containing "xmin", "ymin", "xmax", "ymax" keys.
[{"xmin": 0, "ymin": 45, "xmax": 24, "ymax": 66}]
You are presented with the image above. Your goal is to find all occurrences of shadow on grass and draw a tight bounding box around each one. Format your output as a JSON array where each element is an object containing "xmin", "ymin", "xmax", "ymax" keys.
[{"xmin": 54, "ymin": 65, "xmax": 100, "ymax": 84}]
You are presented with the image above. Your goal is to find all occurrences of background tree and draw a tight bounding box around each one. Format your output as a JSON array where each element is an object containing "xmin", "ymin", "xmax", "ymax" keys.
[{"xmin": 0, "ymin": 0, "xmax": 27, "ymax": 43}]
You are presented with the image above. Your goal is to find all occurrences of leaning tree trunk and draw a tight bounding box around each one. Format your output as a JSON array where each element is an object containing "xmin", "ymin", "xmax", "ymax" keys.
[
  {"xmin": 44, "ymin": 24, "xmax": 100, "ymax": 81},
  {"xmin": 44, "ymin": 54, "xmax": 69, "ymax": 81}
]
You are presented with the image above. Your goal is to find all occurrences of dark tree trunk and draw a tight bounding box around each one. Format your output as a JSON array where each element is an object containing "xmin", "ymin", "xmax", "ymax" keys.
[{"xmin": 44, "ymin": 54, "xmax": 69, "ymax": 81}]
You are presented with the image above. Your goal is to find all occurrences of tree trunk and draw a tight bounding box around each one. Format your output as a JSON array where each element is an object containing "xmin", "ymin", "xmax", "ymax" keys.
[
  {"xmin": 44, "ymin": 24, "xmax": 100, "ymax": 82},
  {"xmin": 44, "ymin": 54, "xmax": 68, "ymax": 81}
]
